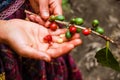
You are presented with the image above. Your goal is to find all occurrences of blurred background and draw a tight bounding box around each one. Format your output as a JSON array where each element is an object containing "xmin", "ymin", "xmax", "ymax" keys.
[{"xmin": 62, "ymin": 0, "xmax": 120, "ymax": 80}]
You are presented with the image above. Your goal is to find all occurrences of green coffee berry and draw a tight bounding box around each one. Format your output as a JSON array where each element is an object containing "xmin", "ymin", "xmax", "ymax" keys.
[
  {"xmin": 55, "ymin": 15, "xmax": 65, "ymax": 21},
  {"xmin": 92, "ymin": 19, "xmax": 99, "ymax": 27},
  {"xmin": 65, "ymin": 30, "xmax": 72, "ymax": 39},
  {"xmin": 76, "ymin": 28, "xmax": 81, "ymax": 33},
  {"xmin": 70, "ymin": 18, "xmax": 76, "ymax": 24},
  {"xmin": 95, "ymin": 26, "xmax": 104, "ymax": 34},
  {"xmin": 49, "ymin": 15, "xmax": 56, "ymax": 21},
  {"xmin": 75, "ymin": 18, "xmax": 84, "ymax": 25}
]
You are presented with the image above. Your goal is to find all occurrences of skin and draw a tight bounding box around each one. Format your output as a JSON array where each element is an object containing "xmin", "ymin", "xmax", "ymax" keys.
[
  {"xmin": 28, "ymin": 0, "xmax": 62, "ymax": 27},
  {"xmin": 0, "ymin": 19, "xmax": 82, "ymax": 62}
]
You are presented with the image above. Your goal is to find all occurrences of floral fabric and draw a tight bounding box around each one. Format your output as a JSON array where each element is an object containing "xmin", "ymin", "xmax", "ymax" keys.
[{"xmin": 0, "ymin": 0, "xmax": 15, "ymax": 12}]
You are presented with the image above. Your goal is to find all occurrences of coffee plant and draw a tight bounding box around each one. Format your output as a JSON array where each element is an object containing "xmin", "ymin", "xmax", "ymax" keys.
[{"xmin": 25, "ymin": 10, "xmax": 120, "ymax": 72}]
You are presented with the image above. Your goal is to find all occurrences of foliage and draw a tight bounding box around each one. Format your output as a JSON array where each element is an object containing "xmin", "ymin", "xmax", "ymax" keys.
[
  {"xmin": 62, "ymin": 0, "xmax": 71, "ymax": 11},
  {"xmin": 95, "ymin": 41, "xmax": 120, "ymax": 71}
]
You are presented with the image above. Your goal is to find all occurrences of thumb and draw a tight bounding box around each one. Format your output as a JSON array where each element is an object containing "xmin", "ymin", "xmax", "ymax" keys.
[
  {"xmin": 39, "ymin": 0, "xmax": 49, "ymax": 20},
  {"xmin": 49, "ymin": 0, "xmax": 62, "ymax": 15},
  {"xmin": 53, "ymin": 2, "xmax": 62, "ymax": 15}
]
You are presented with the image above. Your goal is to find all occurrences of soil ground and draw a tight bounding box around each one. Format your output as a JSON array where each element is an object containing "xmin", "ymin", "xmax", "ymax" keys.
[{"xmin": 63, "ymin": 0, "xmax": 120, "ymax": 80}]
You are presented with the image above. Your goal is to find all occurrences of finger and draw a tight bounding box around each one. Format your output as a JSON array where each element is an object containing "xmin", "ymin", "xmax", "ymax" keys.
[
  {"xmin": 49, "ymin": 0, "xmax": 62, "ymax": 15},
  {"xmin": 68, "ymin": 39, "xmax": 82, "ymax": 47},
  {"xmin": 39, "ymin": 0, "xmax": 49, "ymax": 20},
  {"xmin": 47, "ymin": 43, "xmax": 74, "ymax": 58},
  {"xmin": 52, "ymin": 35, "xmax": 67, "ymax": 43},
  {"xmin": 28, "ymin": 14, "xmax": 36, "ymax": 22},
  {"xmin": 53, "ymin": 3, "xmax": 62, "ymax": 15},
  {"xmin": 18, "ymin": 45, "xmax": 51, "ymax": 62},
  {"xmin": 34, "ymin": 15, "xmax": 45, "ymax": 25},
  {"xmin": 45, "ymin": 20, "xmax": 51, "ymax": 27},
  {"xmin": 28, "ymin": 15, "xmax": 45, "ymax": 25},
  {"xmin": 70, "ymin": 33, "xmax": 80, "ymax": 39}
]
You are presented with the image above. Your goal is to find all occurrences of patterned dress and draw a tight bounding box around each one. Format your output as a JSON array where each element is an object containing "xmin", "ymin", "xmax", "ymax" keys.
[{"xmin": 0, "ymin": 0, "xmax": 83, "ymax": 80}]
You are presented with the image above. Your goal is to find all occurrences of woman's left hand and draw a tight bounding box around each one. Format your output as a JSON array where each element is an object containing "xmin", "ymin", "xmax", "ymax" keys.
[{"xmin": 0, "ymin": 19, "xmax": 82, "ymax": 62}]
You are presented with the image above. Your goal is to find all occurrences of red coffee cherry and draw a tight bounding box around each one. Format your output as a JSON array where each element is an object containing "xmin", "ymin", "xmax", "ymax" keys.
[
  {"xmin": 49, "ymin": 22, "xmax": 58, "ymax": 31},
  {"xmin": 69, "ymin": 25, "xmax": 77, "ymax": 34},
  {"xmin": 82, "ymin": 28, "xmax": 91, "ymax": 36},
  {"xmin": 43, "ymin": 35, "xmax": 52, "ymax": 43}
]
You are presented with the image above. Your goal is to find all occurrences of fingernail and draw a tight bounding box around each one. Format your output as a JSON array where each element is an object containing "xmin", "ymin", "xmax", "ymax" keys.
[
  {"xmin": 75, "ymin": 39, "xmax": 82, "ymax": 45},
  {"xmin": 44, "ymin": 12, "xmax": 49, "ymax": 17},
  {"xmin": 42, "ymin": 12, "xmax": 49, "ymax": 20},
  {"xmin": 36, "ymin": 16, "xmax": 40, "ymax": 21}
]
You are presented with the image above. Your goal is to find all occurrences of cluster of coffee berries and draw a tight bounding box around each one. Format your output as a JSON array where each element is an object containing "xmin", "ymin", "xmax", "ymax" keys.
[
  {"xmin": 65, "ymin": 18, "xmax": 84, "ymax": 39},
  {"xmin": 92, "ymin": 19, "xmax": 104, "ymax": 34},
  {"xmin": 43, "ymin": 15, "xmax": 65, "ymax": 43},
  {"xmin": 65, "ymin": 18, "xmax": 105, "ymax": 39},
  {"xmin": 65, "ymin": 17, "xmax": 91, "ymax": 39},
  {"xmin": 44, "ymin": 15, "xmax": 105, "ymax": 43}
]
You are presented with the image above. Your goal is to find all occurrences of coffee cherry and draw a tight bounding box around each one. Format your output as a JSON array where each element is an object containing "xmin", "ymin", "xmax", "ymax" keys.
[
  {"xmin": 43, "ymin": 35, "xmax": 52, "ymax": 43},
  {"xmin": 76, "ymin": 28, "xmax": 81, "ymax": 33},
  {"xmin": 92, "ymin": 19, "xmax": 99, "ymax": 27},
  {"xmin": 75, "ymin": 18, "xmax": 84, "ymax": 25},
  {"xmin": 82, "ymin": 28, "xmax": 91, "ymax": 36},
  {"xmin": 69, "ymin": 25, "xmax": 77, "ymax": 34},
  {"xmin": 70, "ymin": 18, "xmax": 76, "ymax": 24},
  {"xmin": 55, "ymin": 15, "xmax": 65, "ymax": 21},
  {"xmin": 95, "ymin": 26, "xmax": 104, "ymax": 34},
  {"xmin": 65, "ymin": 30, "xmax": 72, "ymax": 39},
  {"xmin": 49, "ymin": 15, "xmax": 56, "ymax": 21},
  {"xmin": 49, "ymin": 22, "xmax": 58, "ymax": 31}
]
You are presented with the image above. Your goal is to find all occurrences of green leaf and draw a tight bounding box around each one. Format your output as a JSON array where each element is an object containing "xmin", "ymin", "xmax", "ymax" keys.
[{"xmin": 95, "ymin": 47, "xmax": 120, "ymax": 71}]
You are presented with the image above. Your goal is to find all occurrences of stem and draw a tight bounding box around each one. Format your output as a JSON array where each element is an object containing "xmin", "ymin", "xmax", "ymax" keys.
[
  {"xmin": 55, "ymin": 20, "xmax": 115, "ymax": 44},
  {"xmin": 106, "ymin": 41, "xmax": 109, "ymax": 62},
  {"xmin": 106, "ymin": 41, "xmax": 110, "ymax": 49},
  {"xmin": 24, "ymin": 10, "xmax": 118, "ymax": 46}
]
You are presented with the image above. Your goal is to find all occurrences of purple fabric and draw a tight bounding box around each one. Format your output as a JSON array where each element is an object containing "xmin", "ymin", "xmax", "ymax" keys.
[{"xmin": 0, "ymin": 1, "xmax": 83, "ymax": 80}]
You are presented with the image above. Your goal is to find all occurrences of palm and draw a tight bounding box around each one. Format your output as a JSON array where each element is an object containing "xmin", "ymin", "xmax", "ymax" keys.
[{"xmin": 29, "ymin": 23, "xmax": 81, "ymax": 58}]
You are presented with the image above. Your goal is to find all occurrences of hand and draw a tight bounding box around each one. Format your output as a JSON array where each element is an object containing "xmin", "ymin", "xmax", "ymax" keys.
[
  {"xmin": 0, "ymin": 19, "xmax": 82, "ymax": 62},
  {"xmin": 28, "ymin": 0, "xmax": 62, "ymax": 26}
]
